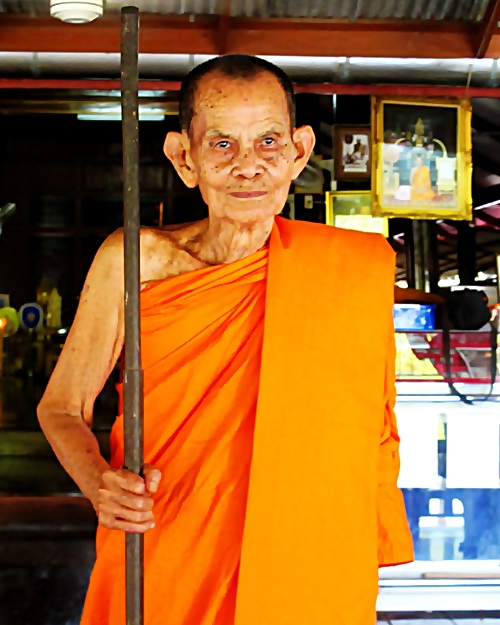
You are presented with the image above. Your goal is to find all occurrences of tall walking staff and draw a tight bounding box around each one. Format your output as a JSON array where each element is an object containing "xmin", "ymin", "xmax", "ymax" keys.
[{"xmin": 121, "ymin": 7, "xmax": 145, "ymax": 625}]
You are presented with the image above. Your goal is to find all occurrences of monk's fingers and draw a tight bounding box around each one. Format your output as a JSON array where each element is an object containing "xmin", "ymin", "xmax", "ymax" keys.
[
  {"xmin": 106, "ymin": 467, "xmax": 146, "ymax": 495},
  {"xmin": 98, "ymin": 511, "xmax": 154, "ymax": 533},
  {"xmin": 143, "ymin": 464, "xmax": 162, "ymax": 494},
  {"xmin": 102, "ymin": 500, "xmax": 154, "ymax": 525},
  {"xmin": 99, "ymin": 486, "xmax": 153, "ymax": 512}
]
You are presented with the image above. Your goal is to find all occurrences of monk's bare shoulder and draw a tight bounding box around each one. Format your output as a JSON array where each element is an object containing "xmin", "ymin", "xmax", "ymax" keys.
[{"xmin": 136, "ymin": 220, "xmax": 208, "ymax": 284}]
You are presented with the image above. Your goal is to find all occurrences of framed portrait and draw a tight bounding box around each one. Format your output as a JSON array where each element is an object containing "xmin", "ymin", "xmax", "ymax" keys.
[
  {"xmin": 334, "ymin": 126, "xmax": 371, "ymax": 180},
  {"xmin": 325, "ymin": 191, "xmax": 388, "ymax": 237},
  {"xmin": 371, "ymin": 97, "xmax": 472, "ymax": 220}
]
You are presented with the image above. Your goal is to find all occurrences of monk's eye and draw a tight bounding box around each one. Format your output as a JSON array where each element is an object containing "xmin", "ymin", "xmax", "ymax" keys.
[
  {"xmin": 262, "ymin": 137, "xmax": 275, "ymax": 146},
  {"xmin": 216, "ymin": 140, "xmax": 231, "ymax": 149}
]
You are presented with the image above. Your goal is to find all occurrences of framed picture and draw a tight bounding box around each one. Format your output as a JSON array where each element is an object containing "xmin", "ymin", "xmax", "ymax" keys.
[
  {"xmin": 372, "ymin": 97, "xmax": 472, "ymax": 220},
  {"xmin": 325, "ymin": 191, "xmax": 389, "ymax": 237},
  {"xmin": 334, "ymin": 126, "xmax": 371, "ymax": 180}
]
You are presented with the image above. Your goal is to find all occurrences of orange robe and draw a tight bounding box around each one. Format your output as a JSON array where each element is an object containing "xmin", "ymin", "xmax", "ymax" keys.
[
  {"xmin": 81, "ymin": 216, "xmax": 413, "ymax": 625},
  {"xmin": 411, "ymin": 165, "xmax": 434, "ymax": 203}
]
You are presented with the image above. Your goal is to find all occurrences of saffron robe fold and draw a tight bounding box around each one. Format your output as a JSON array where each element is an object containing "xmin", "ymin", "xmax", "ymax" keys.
[{"xmin": 81, "ymin": 216, "xmax": 413, "ymax": 625}]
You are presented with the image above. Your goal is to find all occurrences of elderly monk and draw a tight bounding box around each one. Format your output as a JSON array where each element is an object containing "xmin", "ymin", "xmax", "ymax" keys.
[{"xmin": 37, "ymin": 55, "xmax": 413, "ymax": 625}]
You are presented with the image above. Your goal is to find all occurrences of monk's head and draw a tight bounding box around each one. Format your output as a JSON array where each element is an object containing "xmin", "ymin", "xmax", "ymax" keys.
[{"xmin": 164, "ymin": 55, "xmax": 315, "ymax": 224}]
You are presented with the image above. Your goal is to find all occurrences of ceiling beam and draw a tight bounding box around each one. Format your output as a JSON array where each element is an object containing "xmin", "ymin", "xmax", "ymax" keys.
[
  {"xmin": 473, "ymin": 182, "xmax": 500, "ymax": 208},
  {"xmin": 7, "ymin": 79, "xmax": 500, "ymax": 99},
  {"xmin": 0, "ymin": 15, "xmax": 217, "ymax": 55},
  {"xmin": 0, "ymin": 15, "xmax": 478, "ymax": 58},
  {"xmin": 476, "ymin": 0, "xmax": 500, "ymax": 58},
  {"xmin": 476, "ymin": 209, "xmax": 500, "ymax": 228},
  {"xmin": 217, "ymin": 0, "xmax": 233, "ymax": 56}
]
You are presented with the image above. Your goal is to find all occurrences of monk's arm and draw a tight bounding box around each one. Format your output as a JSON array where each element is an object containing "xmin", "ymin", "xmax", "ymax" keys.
[
  {"xmin": 394, "ymin": 285, "xmax": 444, "ymax": 306},
  {"xmin": 37, "ymin": 232, "xmax": 125, "ymax": 509},
  {"xmin": 377, "ymin": 318, "xmax": 414, "ymax": 567}
]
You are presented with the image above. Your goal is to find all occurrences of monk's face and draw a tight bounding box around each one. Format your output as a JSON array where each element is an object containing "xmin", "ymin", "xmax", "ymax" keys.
[{"xmin": 165, "ymin": 71, "xmax": 315, "ymax": 224}]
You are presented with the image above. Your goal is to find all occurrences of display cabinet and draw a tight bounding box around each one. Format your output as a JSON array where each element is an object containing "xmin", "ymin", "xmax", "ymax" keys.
[{"xmin": 378, "ymin": 329, "xmax": 500, "ymax": 613}]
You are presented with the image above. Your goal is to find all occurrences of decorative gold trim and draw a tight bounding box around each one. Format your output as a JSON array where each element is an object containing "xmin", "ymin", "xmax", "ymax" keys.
[{"xmin": 371, "ymin": 97, "xmax": 472, "ymax": 221}]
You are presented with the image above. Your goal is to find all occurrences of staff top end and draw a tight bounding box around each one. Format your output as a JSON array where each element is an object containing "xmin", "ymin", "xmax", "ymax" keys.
[{"xmin": 121, "ymin": 5, "xmax": 139, "ymax": 15}]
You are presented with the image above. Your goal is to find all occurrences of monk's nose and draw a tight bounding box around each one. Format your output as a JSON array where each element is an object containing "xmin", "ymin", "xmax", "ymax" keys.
[{"xmin": 234, "ymin": 149, "xmax": 263, "ymax": 178}]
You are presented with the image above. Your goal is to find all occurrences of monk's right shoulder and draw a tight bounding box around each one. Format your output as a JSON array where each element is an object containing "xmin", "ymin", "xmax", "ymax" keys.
[
  {"xmin": 92, "ymin": 222, "xmax": 206, "ymax": 285},
  {"xmin": 84, "ymin": 230, "xmax": 125, "ymax": 294},
  {"xmin": 89, "ymin": 228, "xmax": 171, "ymax": 286}
]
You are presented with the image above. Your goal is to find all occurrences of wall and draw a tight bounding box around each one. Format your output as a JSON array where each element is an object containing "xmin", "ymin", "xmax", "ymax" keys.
[{"xmin": 0, "ymin": 113, "xmax": 207, "ymax": 324}]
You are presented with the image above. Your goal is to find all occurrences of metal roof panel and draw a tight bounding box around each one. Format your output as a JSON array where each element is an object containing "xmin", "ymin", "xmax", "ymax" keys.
[{"xmin": 0, "ymin": 0, "xmax": 491, "ymax": 19}]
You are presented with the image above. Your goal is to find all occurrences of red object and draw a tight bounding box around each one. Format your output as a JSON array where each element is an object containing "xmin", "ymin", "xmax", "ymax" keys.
[
  {"xmin": 410, "ymin": 331, "xmax": 496, "ymax": 383},
  {"xmin": 3, "ymin": 78, "xmax": 500, "ymax": 99}
]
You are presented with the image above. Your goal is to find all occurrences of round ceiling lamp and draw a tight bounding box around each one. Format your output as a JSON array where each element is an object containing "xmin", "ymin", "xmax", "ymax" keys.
[{"xmin": 50, "ymin": 0, "xmax": 104, "ymax": 23}]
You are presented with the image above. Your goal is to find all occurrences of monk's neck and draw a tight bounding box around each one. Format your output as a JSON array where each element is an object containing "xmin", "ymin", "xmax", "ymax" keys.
[{"xmin": 193, "ymin": 216, "xmax": 274, "ymax": 265}]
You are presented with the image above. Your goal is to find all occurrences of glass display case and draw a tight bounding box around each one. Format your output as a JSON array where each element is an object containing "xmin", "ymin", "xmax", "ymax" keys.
[{"xmin": 378, "ymin": 329, "xmax": 500, "ymax": 613}]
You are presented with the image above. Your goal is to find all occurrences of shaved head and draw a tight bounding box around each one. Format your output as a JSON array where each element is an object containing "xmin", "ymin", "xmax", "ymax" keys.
[{"xmin": 179, "ymin": 55, "xmax": 296, "ymax": 134}]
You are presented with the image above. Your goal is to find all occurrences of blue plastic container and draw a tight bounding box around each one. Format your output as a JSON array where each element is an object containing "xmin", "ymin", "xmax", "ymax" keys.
[{"xmin": 393, "ymin": 304, "xmax": 436, "ymax": 331}]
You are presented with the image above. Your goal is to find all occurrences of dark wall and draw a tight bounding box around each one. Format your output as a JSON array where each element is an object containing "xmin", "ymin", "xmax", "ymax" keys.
[
  {"xmin": 0, "ymin": 95, "xmax": 340, "ymax": 321},
  {"xmin": 0, "ymin": 114, "xmax": 207, "ymax": 323}
]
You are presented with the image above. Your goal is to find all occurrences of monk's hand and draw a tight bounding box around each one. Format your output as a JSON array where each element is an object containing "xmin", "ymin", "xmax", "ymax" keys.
[{"xmin": 97, "ymin": 464, "xmax": 162, "ymax": 533}]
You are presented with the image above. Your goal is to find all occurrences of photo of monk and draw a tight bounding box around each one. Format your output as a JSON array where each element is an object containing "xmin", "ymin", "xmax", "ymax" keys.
[
  {"xmin": 380, "ymin": 103, "xmax": 459, "ymax": 212},
  {"xmin": 334, "ymin": 126, "xmax": 371, "ymax": 180}
]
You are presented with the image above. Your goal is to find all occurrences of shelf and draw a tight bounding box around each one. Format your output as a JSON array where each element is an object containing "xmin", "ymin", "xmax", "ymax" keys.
[
  {"xmin": 81, "ymin": 193, "xmax": 165, "ymax": 202},
  {"xmin": 33, "ymin": 229, "xmax": 75, "ymax": 238},
  {"xmin": 81, "ymin": 227, "xmax": 114, "ymax": 237}
]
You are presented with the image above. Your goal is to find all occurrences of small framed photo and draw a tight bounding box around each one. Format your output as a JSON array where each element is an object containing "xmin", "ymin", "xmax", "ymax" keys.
[
  {"xmin": 334, "ymin": 126, "xmax": 371, "ymax": 180},
  {"xmin": 371, "ymin": 97, "xmax": 472, "ymax": 220},
  {"xmin": 325, "ymin": 191, "xmax": 388, "ymax": 237}
]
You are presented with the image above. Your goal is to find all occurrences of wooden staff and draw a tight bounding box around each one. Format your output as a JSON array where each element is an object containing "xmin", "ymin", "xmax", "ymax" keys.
[{"xmin": 121, "ymin": 7, "xmax": 144, "ymax": 625}]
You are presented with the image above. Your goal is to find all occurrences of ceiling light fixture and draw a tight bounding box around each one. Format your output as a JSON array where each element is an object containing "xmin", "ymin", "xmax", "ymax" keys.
[{"xmin": 50, "ymin": 0, "xmax": 104, "ymax": 23}]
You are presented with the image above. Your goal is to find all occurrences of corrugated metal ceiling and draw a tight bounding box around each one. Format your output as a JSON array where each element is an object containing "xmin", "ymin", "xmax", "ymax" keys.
[{"xmin": 0, "ymin": 0, "xmax": 491, "ymax": 20}]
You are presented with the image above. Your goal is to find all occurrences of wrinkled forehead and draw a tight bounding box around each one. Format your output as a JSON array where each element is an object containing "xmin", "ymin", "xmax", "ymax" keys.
[{"xmin": 191, "ymin": 72, "xmax": 290, "ymax": 136}]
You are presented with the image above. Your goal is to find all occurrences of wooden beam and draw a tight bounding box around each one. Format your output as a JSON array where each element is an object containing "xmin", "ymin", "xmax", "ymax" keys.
[
  {"xmin": 226, "ymin": 19, "xmax": 476, "ymax": 58},
  {"xmin": 6, "ymin": 79, "xmax": 500, "ymax": 99},
  {"xmin": 0, "ymin": 15, "xmax": 217, "ymax": 55},
  {"xmin": 293, "ymin": 84, "xmax": 500, "ymax": 97},
  {"xmin": 0, "ymin": 79, "xmax": 182, "ymax": 90},
  {"xmin": 481, "ymin": 33, "xmax": 500, "ymax": 58},
  {"xmin": 217, "ymin": 0, "xmax": 233, "ymax": 56},
  {"xmin": 476, "ymin": 0, "xmax": 500, "ymax": 58},
  {"xmin": 475, "ymin": 209, "xmax": 500, "ymax": 228},
  {"xmin": 0, "ymin": 15, "xmax": 477, "ymax": 58}
]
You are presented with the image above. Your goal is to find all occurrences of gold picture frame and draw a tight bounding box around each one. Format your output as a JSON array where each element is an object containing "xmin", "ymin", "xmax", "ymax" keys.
[
  {"xmin": 371, "ymin": 97, "xmax": 472, "ymax": 220},
  {"xmin": 325, "ymin": 191, "xmax": 389, "ymax": 237}
]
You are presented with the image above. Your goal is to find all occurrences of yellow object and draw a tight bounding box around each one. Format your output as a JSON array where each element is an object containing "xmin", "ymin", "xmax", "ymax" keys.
[
  {"xmin": 410, "ymin": 164, "xmax": 435, "ymax": 203},
  {"xmin": 0, "ymin": 307, "xmax": 19, "ymax": 337},
  {"xmin": 46, "ymin": 288, "xmax": 62, "ymax": 328},
  {"xmin": 325, "ymin": 190, "xmax": 389, "ymax": 237},
  {"xmin": 371, "ymin": 97, "xmax": 472, "ymax": 220}
]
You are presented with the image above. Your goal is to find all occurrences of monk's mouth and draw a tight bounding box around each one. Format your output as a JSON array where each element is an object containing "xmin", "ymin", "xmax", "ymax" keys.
[{"xmin": 229, "ymin": 191, "xmax": 268, "ymax": 199}]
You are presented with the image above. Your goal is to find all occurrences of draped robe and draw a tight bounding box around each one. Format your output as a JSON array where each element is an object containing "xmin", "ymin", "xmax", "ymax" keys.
[
  {"xmin": 410, "ymin": 164, "xmax": 435, "ymax": 203},
  {"xmin": 81, "ymin": 216, "xmax": 413, "ymax": 625}
]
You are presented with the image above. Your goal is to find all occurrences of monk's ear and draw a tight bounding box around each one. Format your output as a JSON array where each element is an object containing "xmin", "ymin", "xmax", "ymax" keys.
[
  {"xmin": 164, "ymin": 132, "xmax": 198, "ymax": 188},
  {"xmin": 291, "ymin": 125, "xmax": 316, "ymax": 180}
]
